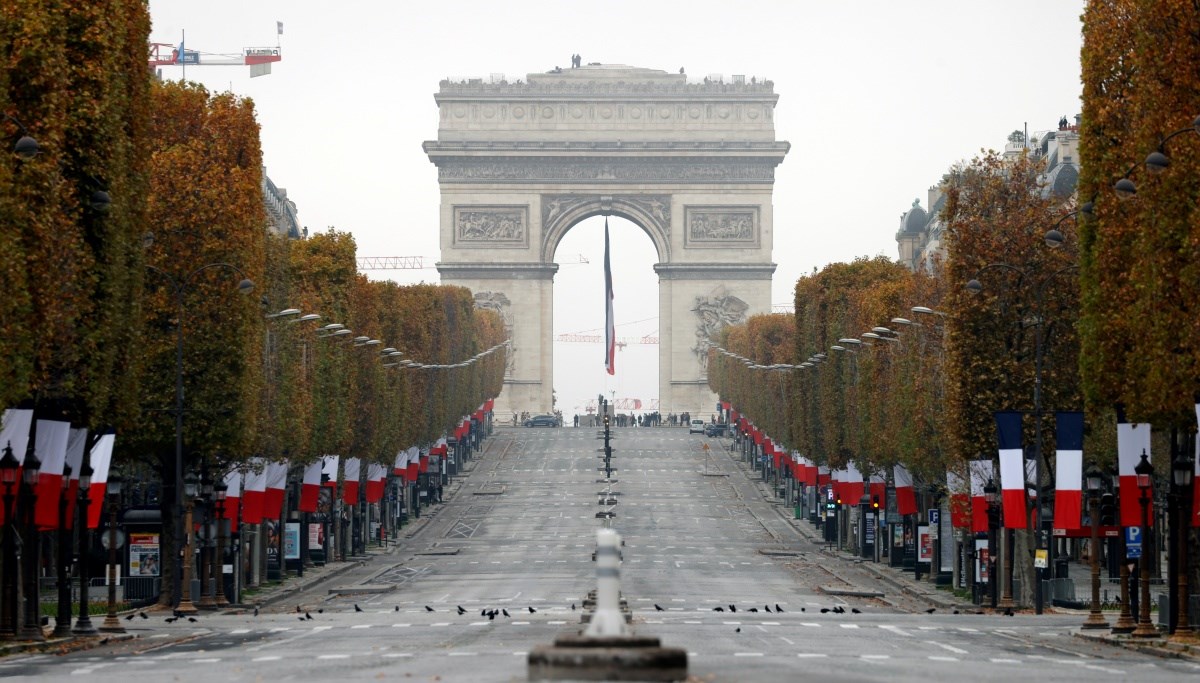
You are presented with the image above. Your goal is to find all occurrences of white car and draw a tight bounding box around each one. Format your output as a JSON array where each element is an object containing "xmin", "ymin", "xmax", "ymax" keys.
[{"xmin": 689, "ymin": 419, "xmax": 706, "ymax": 434}]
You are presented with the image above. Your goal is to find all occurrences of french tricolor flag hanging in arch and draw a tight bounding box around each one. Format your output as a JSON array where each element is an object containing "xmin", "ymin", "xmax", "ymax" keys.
[
  {"xmin": 603, "ymin": 217, "xmax": 615, "ymax": 376},
  {"xmin": 995, "ymin": 411, "xmax": 1026, "ymax": 530}
]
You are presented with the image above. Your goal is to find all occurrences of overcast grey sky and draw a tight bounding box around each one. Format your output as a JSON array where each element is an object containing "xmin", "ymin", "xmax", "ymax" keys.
[{"xmin": 148, "ymin": 0, "xmax": 1086, "ymax": 416}]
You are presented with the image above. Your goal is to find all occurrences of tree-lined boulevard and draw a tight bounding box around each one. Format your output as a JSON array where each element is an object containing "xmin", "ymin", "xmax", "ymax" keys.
[{"xmin": 0, "ymin": 425, "xmax": 1194, "ymax": 681}]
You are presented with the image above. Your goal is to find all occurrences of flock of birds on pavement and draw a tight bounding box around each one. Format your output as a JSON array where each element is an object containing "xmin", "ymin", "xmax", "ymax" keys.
[{"xmin": 124, "ymin": 600, "xmax": 1012, "ymax": 634}]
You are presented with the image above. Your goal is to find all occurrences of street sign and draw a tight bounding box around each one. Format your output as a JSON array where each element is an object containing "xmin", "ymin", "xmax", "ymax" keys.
[
  {"xmin": 1034, "ymin": 548, "xmax": 1048, "ymax": 569},
  {"xmin": 1125, "ymin": 526, "xmax": 1142, "ymax": 559},
  {"xmin": 927, "ymin": 509, "xmax": 940, "ymax": 526}
]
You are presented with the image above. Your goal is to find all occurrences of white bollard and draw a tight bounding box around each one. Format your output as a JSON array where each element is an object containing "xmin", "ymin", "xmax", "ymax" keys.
[{"xmin": 584, "ymin": 528, "xmax": 627, "ymax": 637}]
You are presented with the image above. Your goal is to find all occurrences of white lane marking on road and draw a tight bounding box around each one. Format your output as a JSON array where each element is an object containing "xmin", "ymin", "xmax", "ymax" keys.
[
  {"xmin": 230, "ymin": 629, "xmax": 250, "ymax": 634},
  {"xmin": 839, "ymin": 624, "xmax": 860, "ymax": 629},
  {"xmin": 733, "ymin": 653, "xmax": 763, "ymax": 657},
  {"xmin": 761, "ymin": 622, "xmax": 780, "ymax": 626},
  {"xmin": 879, "ymin": 625, "xmax": 914, "ymax": 637},
  {"xmin": 957, "ymin": 627, "xmax": 979, "ymax": 632},
  {"xmin": 801, "ymin": 622, "xmax": 821, "ymax": 627},
  {"xmin": 548, "ymin": 621, "xmax": 566, "ymax": 625},
  {"xmin": 723, "ymin": 621, "xmax": 741, "ymax": 626},
  {"xmin": 990, "ymin": 658, "xmax": 1021, "ymax": 664},
  {"xmin": 928, "ymin": 656, "xmax": 959, "ymax": 662},
  {"xmin": 392, "ymin": 623, "xmax": 411, "ymax": 628},
  {"xmin": 470, "ymin": 621, "xmax": 488, "ymax": 626},
  {"xmin": 431, "ymin": 622, "xmax": 450, "ymax": 627},
  {"xmin": 252, "ymin": 656, "xmax": 281, "ymax": 662},
  {"xmin": 193, "ymin": 658, "xmax": 222, "ymax": 663},
  {"xmin": 512, "ymin": 621, "xmax": 530, "ymax": 625},
  {"xmin": 797, "ymin": 653, "xmax": 828, "ymax": 658},
  {"xmin": 930, "ymin": 642, "xmax": 968, "ymax": 655},
  {"xmin": 351, "ymin": 624, "xmax": 371, "ymax": 629},
  {"xmin": 317, "ymin": 654, "xmax": 350, "ymax": 660},
  {"xmin": 512, "ymin": 652, "xmax": 527, "ymax": 656},
  {"xmin": 684, "ymin": 620, "xmax": 702, "ymax": 624},
  {"xmin": 449, "ymin": 652, "xmax": 477, "ymax": 657},
  {"xmin": 862, "ymin": 655, "xmax": 890, "ymax": 660},
  {"xmin": 1084, "ymin": 664, "xmax": 1125, "ymax": 675},
  {"xmin": 779, "ymin": 637, "xmax": 795, "ymax": 645},
  {"xmin": 381, "ymin": 653, "xmax": 412, "ymax": 658}
]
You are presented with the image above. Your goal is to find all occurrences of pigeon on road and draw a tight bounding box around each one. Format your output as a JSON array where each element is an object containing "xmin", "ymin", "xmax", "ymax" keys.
[
  {"xmin": 820, "ymin": 608, "xmax": 831, "ymax": 614},
  {"xmin": 305, "ymin": 612, "xmax": 313, "ymax": 620},
  {"xmin": 764, "ymin": 605, "xmax": 772, "ymax": 613},
  {"xmin": 713, "ymin": 607, "xmax": 725, "ymax": 612},
  {"xmin": 654, "ymin": 604, "xmax": 664, "ymax": 611},
  {"xmin": 253, "ymin": 607, "xmax": 259, "ymax": 617},
  {"xmin": 728, "ymin": 605, "xmax": 737, "ymax": 613},
  {"xmin": 571, "ymin": 603, "xmax": 576, "ymax": 611},
  {"xmin": 354, "ymin": 604, "xmax": 363, "ymax": 613},
  {"xmin": 851, "ymin": 608, "xmax": 862, "ymax": 614},
  {"xmin": 425, "ymin": 606, "xmax": 435, "ymax": 612},
  {"xmin": 776, "ymin": 604, "xmax": 784, "ymax": 613},
  {"xmin": 457, "ymin": 606, "xmax": 466, "ymax": 615},
  {"xmin": 124, "ymin": 613, "xmax": 135, "ymax": 621},
  {"xmin": 528, "ymin": 606, "xmax": 537, "ymax": 614},
  {"xmin": 165, "ymin": 617, "xmax": 178, "ymax": 623},
  {"xmin": 502, "ymin": 609, "xmax": 510, "ymax": 618},
  {"xmin": 748, "ymin": 608, "xmax": 759, "ymax": 613},
  {"xmin": 924, "ymin": 608, "xmax": 936, "ymax": 614},
  {"xmin": 187, "ymin": 617, "xmax": 197, "ymax": 623}
]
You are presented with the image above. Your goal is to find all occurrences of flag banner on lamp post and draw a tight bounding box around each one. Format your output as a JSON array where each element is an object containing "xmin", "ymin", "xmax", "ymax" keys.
[
  {"xmin": 241, "ymin": 461, "xmax": 268, "ymax": 525},
  {"xmin": 223, "ymin": 470, "xmax": 242, "ymax": 533},
  {"xmin": 603, "ymin": 217, "xmax": 615, "ymax": 376},
  {"xmin": 33, "ymin": 419, "xmax": 71, "ymax": 529},
  {"xmin": 63, "ymin": 428, "xmax": 87, "ymax": 529},
  {"xmin": 1053, "ymin": 412, "xmax": 1084, "ymax": 530},
  {"xmin": 343, "ymin": 457, "xmax": 361, "ymax": 505},
  {"xmin": 1116, "ymin": 422, "xmax": 1151, "ymax": 528},
  {"xmin": 817, "ymin": 465, "xmax": 830, "ymax": 487},
  {"xmin": 868, "ymin": 474, "xmax": 885, "ymax": 505},
  {"xmin": 995, "ymin": 411, "xmax": 1025, "ymax": 530},
  {"xmin": 0, "ymin": 408, "xmax": 33, "ymax": 526},
  {"xmin": 366, "ymin": 463, "xmax": 386, "ymax": 504},
  {"xmin": 1193, "ymin": 404, "xmax": 1200, "ymax": 527},
  {"xmin": 894, "ymin": 464, "xmax": 918, "ymax": 516},
  {"xmin": 843, "ymin": 462, "xmax": 865, "ymax": 503},
  {"xmin": 263, "ymin": 461, "xmax": 288, "ymax": 521},
  {"xmin": 393, "ymin": 448, "xmax": 407, "ymax": 479},
  {"xmin": 406, "ymin": 446, "xmax": 419, "ymax": 481},
  {"xmin": 948, "ymin": 469, "xmax": 969, "ymax": 528},
  {"xmin": 969, "ymin": 460, "xmax": 993, "ymax": 534},
  {"xmin": 298, "ymin": 460, "xmax": 322, "ymax": 513},
  {"xmin": 86, "ymin": 433, "xmax": 115, "ymax": 529}
]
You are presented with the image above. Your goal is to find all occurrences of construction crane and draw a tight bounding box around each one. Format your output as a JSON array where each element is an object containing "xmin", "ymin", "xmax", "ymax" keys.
[{"xmin": 149, "ymin": 26, "xmax": 283, "ymax": 78}]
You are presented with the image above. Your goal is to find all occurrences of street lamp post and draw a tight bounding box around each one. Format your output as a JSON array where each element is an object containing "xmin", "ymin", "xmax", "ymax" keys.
[
  {"xmin": 177, "ymin": 471, "xmax": 199, "ymax": 615},
  {"xmin": 1170, "ymin": 449, "xmax": 1194, "ymax": 640},
  {"xmin": 1082, "ymin": 465, "xmax": 1108, "ymax": 629},
  {"xmin": 1132, "ymin": 452, "xmax": 1158, "ymax": 638},
  {"xmin": 0, "ymin": 445, "xmax": 20, "ymax": 639},
  {"xmin": 196, "ymin": 471, "xmax": 215, "ymax": 609},
  {"xmin": 71, "ymin": 463, "xmax": 97, "ymax": 635},
  {"xmin": 99, "ymin": 475, "xmax": 125, "ymax": 633},
  {"xmin": 52, "ymin": 463, "xmax": 74, "ymax": 638},
  {"xmin": 213, "ymin": 481, "xmax": 229, "ymax": 608},
  {"xmin": 18, "ymin": 447, "xmax": 43, "ymax": 641},
  {"xmin": 984, "ymin": 478, "xmax": 999, "ymax": 609},
  {"xmin": 144, "ymin": 263, "xmax": 252, "ymax": 610}
]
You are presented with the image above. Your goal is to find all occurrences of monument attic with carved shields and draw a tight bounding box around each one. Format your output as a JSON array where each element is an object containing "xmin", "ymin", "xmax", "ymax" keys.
[{"xmin": 424, "ymin": 64, "xmax": 789, "ymax": 417}]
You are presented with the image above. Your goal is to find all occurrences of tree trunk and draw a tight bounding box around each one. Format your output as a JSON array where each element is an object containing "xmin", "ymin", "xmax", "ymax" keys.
[{"xmin": 1014, "ymin": 528, "xmax": 1036, "ymax": 607}]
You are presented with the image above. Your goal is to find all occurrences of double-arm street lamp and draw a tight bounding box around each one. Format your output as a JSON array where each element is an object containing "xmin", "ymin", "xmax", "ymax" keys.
[
  {"xmin": 144, "ymin": 263, "xmax": 252, "ymax": 610},
  {"xmin": 984, "ymin": 478, "xmax": 999, "ymax": 609}
]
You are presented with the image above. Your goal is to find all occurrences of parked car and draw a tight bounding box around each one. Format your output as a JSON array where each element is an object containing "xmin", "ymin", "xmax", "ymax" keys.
[
  {"xmin": 688, "ymin": 419, "xmax": 706, "ymax": 434},
  {"xmin": 704, "ymin": 423, "xmax": 727, "ymax": 437},
  {"xmin": 524, "ymin": 414, "xmax": 560, "ymax": 427}
]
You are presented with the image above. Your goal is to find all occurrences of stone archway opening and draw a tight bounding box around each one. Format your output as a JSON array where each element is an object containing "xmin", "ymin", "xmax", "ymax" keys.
[{"xmin": 552, "ymin": 215, "xmax": 660, "ymax": 423}]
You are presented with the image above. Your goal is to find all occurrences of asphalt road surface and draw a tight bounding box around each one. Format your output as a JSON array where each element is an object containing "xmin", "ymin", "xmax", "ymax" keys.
[{"xmin": 4, "ymin": 427, "xmax": 1197, "ymax": 681}]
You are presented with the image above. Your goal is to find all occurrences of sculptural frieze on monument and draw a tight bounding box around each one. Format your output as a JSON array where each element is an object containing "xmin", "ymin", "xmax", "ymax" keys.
[
  {"xmin": 692, "ymin": 288, "xmax": 749, "ymax": 373},
  {"xmin": 473, "ymin": 291, "xmax": 516, "ymax": 375},
  {"xmin": 686, "ymin": 208, "xmax": 757, "ymax": 243},
  {"xmin": 455, "ymin": 207, "xmax": 527, "ymax": 244},
  {"xmin": 439, "ymin": 161, "xmax": 774, "ymax": 183},
  {"xmin": 542, "ymin": 195, "xmax": 670, "ymax": 231}
]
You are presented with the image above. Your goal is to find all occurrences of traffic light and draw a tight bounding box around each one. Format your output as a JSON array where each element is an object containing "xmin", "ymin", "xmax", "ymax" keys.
[
  {"xmin": 1099, "ymin": 492, "xmax": 1116, "ymax": 526},
  {"xmin": 836, "ymin": 496, "xmax": 843, "ymax": 506},
  {"xmin": 871, "ymin": 495, "xmax": 880, "ymax": 510},
  {"xmin": 603, "ymin": 413, "xmax": 610, "ymax": 427}
]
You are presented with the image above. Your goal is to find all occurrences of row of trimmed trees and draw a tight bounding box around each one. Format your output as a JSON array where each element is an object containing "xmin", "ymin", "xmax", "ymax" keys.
[
  {"xmin": 711, "ymin": 0, "xmax": 1199, "ymax": 605},
  {"xmin": 1, "ymin": 6, "xmax": 505, "ymax": 608}
]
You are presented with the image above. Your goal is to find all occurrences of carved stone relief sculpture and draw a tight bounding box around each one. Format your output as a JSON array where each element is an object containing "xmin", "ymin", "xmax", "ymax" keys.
[
  {"xmin": 684, "ymin": 207, "xmax": 758, "ymax": 246},
  {"xmin": 541, "ymin": 194, "xmax": 671, "ymax": 233},
  {"xmin": 455, "ymin": 207, "xmax": 528, "ymax": 246},
  {"xmin": 692, "ymin": 286, "xmax": 749, "ymax": 374},
  {"xmin": 474, "ymin": 291, "xmax": 516, "ymax": 375}
]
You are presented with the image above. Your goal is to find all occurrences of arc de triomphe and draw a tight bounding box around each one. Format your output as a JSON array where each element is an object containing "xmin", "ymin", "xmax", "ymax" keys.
[{"xmin": 424, "ymin": 65, "xmax": 789, "ymax": 417}]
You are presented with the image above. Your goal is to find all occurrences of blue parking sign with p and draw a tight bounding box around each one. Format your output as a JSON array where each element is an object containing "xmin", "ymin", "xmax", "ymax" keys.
[{"xmin": 1125, "ymin": 526, "xmax": 1142, "ymax": 559}]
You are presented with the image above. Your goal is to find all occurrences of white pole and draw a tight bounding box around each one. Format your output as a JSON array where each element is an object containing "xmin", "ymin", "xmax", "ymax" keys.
[{"xmin": 584, "ymin": 529, "xmax": 627, "ymax": 637}]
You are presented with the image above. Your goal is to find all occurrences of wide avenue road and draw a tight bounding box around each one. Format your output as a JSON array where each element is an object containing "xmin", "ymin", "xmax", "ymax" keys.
[{"xmin": 5, "ymin": 426, "xmax": 1196, "ymax": 681}]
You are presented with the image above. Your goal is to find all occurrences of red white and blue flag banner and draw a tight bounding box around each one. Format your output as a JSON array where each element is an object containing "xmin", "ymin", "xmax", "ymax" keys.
[
  {"xmin": 868, "ymin": 474, "xmax": 886, "ymax": 506},
  {"xmin": 241, "ymin": 460, "xmax": 268, "ymax": 525},
  {"xmin": 843, "ymin": 462, "xmax": 865, "ymax": 503},
  {"xmin": 418, "ymin": 448, "xmax": 430, "ymax": 474},
  {"xmin": 299, "ymin": 460, "xmax": 323, "ymax": 513},
  {"xmin": 263, "ymin": 461, "xmax": 288, "ymax": 521},
  {"xmin": 223, "ymin": 470, "xmax": 242, "ymax": 533},
  {"xmin": 603, "ymin": 217, "xmax": 616, "ymax": 376},
  {"xmin": 1194, "ymin": 404, "xmax": 1200, "ymax": 527},
  {"xmin": 0, "ymin": 408, "xmax": 33, "ymax": 525},
  {"xmin": 366, "ymin": 463, "xmax": 387, "ymax": 504},
  {"xmin": 948, "ymin": 469, "xmax": 969, "ymax": 528},
  {"xmin": 995, "ymin": 411, "xmax": 1025, "ymax": 530},
  {"xmin": 969, "ymin": 460, "xmax": 993, "ymax": 534},
  {"xmin": 406, "ymin": 446, "xmax": 419, "ymax": 481},
  {"xmin": 343, "ymin": 457, "xmax": 361, "ymax": 505},
  {"xmin": 393, "ymin": 448, "xmax": 408, "ymax": 478},
  {"xmin": 1053, "ymin": 411, "xmax": 1084, "ymax": 530},
  {"xmin": 34, "ymin": 419, "xmax": 71, "ymax": 529},
  {"xmin": 894, "ymin": 464, "xmax": 918, "ymax": 516},
  {"xmin": 321, "ymin": 455, "xmax": 340, "ymax": 493},
  {"xmin": 86, "ymin": 434, "xmax": 115, "ymax": 529},
  {"xmin": 1117, "ymin": 421, "xmax": 1151, "ymax": 528},
  {"xmin": 63, "ymin": 428, "xmax": 87, "ymax": 530}
]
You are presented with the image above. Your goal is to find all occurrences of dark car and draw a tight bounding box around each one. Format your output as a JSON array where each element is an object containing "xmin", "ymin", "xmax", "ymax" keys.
[
  {"xmin": 704, "ymin": 423, "xmax": 727, "ymax": 437},
  {"xmin": 524, "ymin": 414, "xmax": 560, "ymax": 427}
]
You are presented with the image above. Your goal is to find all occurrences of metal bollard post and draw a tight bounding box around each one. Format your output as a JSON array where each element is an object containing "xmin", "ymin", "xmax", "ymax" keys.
[{"xmin": 585, "ymin": 529, "xmax": 627, "ymax": 637}]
